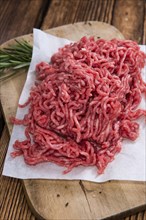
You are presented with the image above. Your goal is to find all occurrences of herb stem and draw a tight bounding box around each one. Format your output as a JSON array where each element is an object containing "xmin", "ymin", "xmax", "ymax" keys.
[{"xmin": 0, "ymin": 40, "xmax": 32, "ymax": 81}]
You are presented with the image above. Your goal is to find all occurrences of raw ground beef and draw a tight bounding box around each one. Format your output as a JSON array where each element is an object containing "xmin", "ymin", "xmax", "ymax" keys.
[{"xmin": 11, "ymin": 37, "xmax": 146, "ymax": 174}]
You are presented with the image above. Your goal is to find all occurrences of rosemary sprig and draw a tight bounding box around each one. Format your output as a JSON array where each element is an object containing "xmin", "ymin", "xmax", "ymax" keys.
[{"xmin": 0, "ymin": 40, "xmax": 32, "ymax": 81}]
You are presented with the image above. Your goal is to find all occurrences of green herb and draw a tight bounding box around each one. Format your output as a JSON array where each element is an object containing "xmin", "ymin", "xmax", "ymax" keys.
[{"xmin": 0, "ymin": 40, "xmax": 32, "ymax": 81}]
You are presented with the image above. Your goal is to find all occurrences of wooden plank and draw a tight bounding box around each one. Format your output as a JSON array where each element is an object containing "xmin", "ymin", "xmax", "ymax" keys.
[
  {"xmin": 42, "ymin": 0, "xmax": 115, "ymax": 29},
  {"xmin": 0, "ymin": 0, "xmax": 49, "ymax": 135},
  {"xmin": 1, "ymin": 21, "xmax": 146, "ymax": 220},
  {"xmin": 0, "ymin": 127, "xmax": 35, "ymax": 220},
  {"xmin": 0, "ymin": 130, "xmax": 145, "ymax": 220},
  {"xmin": 112, "ymin": 0, "xmax": 145, "ymax": 43},
  {"xmin": 42, "ymin": 0, "xmax": 81, "ymax": 29},
  {"xmin": 124, "ymin": 211, "xmax": 146, "ymax": 220},
  {"xmin": 0, "ymin": 0, "xmax": 49, "ymax": 44},
  {"xmin": 0, "ymin": 0, "xmax": 146, "ymax": 219},
  {"xmin": 137, "ymin": 211, "xmax": 146, "ymax": 220},
  {"xmin": 0, "ymin": 1, "xmax": 45, "ymax": 219},
  {"xmin": 0, "ymin": 103, "xmax": 4, "ymax": 138},
  {"xmin": 143, "ymin": 1, "xmax": 146, "ymax": 45}
]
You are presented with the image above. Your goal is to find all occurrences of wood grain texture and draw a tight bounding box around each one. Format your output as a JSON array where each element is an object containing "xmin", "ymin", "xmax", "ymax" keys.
[
  {"xmin": 1, "ymin": 22, "xmax": 146, "ymax": 220},
  {"xmin": 42, "ymin": 0, "xmax": 80, "ymax": 29},
  {"xmin": 0, "ymin": 0, "xmax": 49, "ymax": 44},
  {"xmin": 143, "ymin": 1, "xmax": 146, "ymax": 45},
  {"xmin": 0, "ymin": 123, "xmax": 145, "ymax": 220},
  {"xmin": 0, "ymin": 103, "xmax": 4, "ymax": 138},
  {"xmin": 0, "ymin": 0, "xmax": 146, "ymax": 219},
  {"xmin": 112, "ymin": 0, "xmax": 145, "ymax": 43},
  {"xmin": 42, "ymin": 0, "xmax": 145, "ymax": 43},
  {"xmin": 42, "ymin": 0, "xmax": 115, "ymax": 29},
  {"xmin": 0, "ymin": 127, "xmax": 35, "ymax": 220},
  {"xmin": 0, "ymin": 1, "xmax": 43, "ymax": 220},
  {"xmin": 1, "ymin": 122, "xmax": 146, "ymax": 219}
]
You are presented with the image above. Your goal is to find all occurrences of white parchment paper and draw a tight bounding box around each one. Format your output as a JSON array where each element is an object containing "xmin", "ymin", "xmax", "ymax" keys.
[{"xmin": 2, "ymin": 29, "xmax": 146, "ymax": 182}]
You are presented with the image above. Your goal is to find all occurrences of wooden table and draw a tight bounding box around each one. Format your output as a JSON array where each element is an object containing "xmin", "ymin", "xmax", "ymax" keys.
[{"xmin": 0, "ymin": 0, "xmax": 146, "ymax": 219}]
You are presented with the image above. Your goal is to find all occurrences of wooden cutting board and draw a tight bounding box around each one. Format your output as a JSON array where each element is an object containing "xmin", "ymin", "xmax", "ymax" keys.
[{"xmin": 0, "ymin": 21, "xmax": 145, "ymax": 220}]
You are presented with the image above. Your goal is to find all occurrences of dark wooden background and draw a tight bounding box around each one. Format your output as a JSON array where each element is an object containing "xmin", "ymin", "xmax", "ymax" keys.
[{"xmin": 0, "ymin": 0, "xmax": 146, "ymax": 219}]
